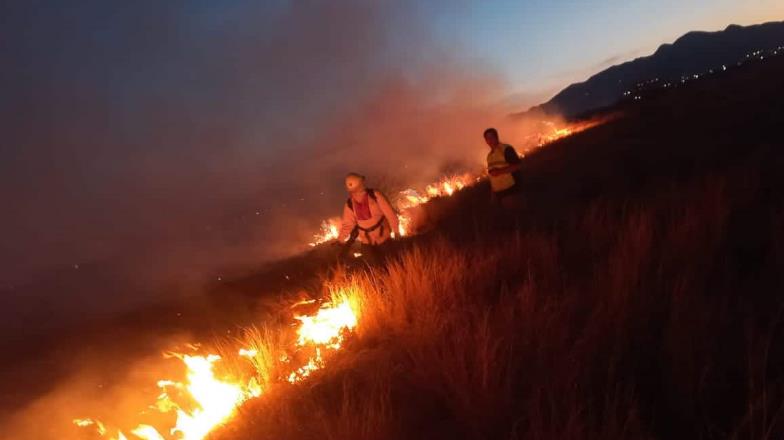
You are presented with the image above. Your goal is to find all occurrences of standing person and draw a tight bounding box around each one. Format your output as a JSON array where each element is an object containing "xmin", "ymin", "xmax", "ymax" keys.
[
  {"xmin": 338, "ymin": 173, "xmax": 400, "ymax": 248},
  {"xmin": 484, "ymin": 128, "xmax": 523, "ymax": 210}
]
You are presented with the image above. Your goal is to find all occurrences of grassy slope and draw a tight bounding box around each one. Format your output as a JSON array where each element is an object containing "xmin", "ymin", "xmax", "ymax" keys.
[{"xmin": 214, "ymin": 55, "xmax": 784, "ymax": 440}]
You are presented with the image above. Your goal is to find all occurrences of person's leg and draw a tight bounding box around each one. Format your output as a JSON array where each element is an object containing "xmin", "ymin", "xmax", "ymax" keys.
[
  {"xmin": 498, "ymin": 192, "xmax": 524, "ymax": 231},
  {"xmin": 500, "ymin": 193, "xmax": 523, "ymax": 211},
  {"xmin": 360, "ymin": 242, "xmax": 382, "ymax": 266}
]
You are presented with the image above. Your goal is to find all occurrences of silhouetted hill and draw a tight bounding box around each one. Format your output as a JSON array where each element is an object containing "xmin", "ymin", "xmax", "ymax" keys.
[{"xmin": 529, "ymin": 20, "xmax": 784, "ymax": 117}]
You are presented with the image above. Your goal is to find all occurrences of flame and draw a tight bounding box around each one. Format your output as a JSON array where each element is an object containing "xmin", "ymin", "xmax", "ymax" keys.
[
  {"xmin": 287, "ymin": 293, "xmax": 359, "ymax": 383},
  {"xmin": 164, "ymin": 354, "xmax": 249, "ymax": 440},
  {"xmin": 73, "ymin": 418, "xmax": 107, "ymax": 435},
  {"xmin": 131, "ymin": 425, "xmax": 165, "ymax": 440},
  {"xmin": 536, "ymin": 118, "xmax": 606, "ymax": 147},
  {"xmin": 396, "ymin": 173, "xmax": 478, "ymax": 236},
  {"xmin": 74, "ymin": 290, "xmax": 360, "ymax": 440},
  {"xmin": 238, "ymin": 348, "xmax": 257, "ymax": 358},
  {"xmin": 309, "ymin": 217, "xmax": 341, "ymax": 246},
  {"xmin": 295, "ymin": 297, "xmax": 357, "ymax": 348}
]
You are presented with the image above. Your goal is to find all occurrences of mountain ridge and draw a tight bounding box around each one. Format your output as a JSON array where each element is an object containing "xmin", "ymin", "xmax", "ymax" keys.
[{"xmin": 523, "ymin": 20, "xmax": 784, "ymax": 117}]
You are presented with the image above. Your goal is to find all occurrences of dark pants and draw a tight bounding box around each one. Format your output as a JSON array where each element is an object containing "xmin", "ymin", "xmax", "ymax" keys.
[
  {"xmin": 339, "ymin": 239, "xmax": 386, "ymax": 266},
  {"xmin": 492, "ymin": 191, "xmax": 524, "ymax": 230},
  {"xmin": 493, "ymin": 190, "xmax": 524, "ymax": 211}
]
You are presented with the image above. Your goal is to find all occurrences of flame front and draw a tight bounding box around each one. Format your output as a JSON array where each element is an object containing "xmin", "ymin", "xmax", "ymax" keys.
[
  {"xmin": 309, "ymin": 217, "xmax": 341, "ymax": 246},
  {"xmin": 74, "ymin": 293, "xmax": 360, "ymax": 440},
  {"xmin": 397, "ymin": 173, "xmax": 478, "ymax": 236},
  {"xmin": 295, "ymin": 297, "xmax": 357, "ymax": 348},
  {"xmin": 287, "ymin": 293, "xmax": 359, "ymax": 383},
  {"xmin": 536, "ymin": 118, "xmax": 605, "ymax": 147},
  {"xmin": 164, "ymin": 354, "xmax": 246, "ymax": 440}
]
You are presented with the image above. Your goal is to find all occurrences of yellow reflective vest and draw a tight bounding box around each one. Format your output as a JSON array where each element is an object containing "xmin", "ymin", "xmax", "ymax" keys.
[{"xmin": 486, "ymin": 144, "xmax": 516, "ymax": 192}]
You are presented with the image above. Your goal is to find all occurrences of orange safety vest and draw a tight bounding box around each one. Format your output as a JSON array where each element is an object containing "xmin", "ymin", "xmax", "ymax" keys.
[{"xmin": 486, "ymin": 144, "xmax": 516, "ymax": 192}]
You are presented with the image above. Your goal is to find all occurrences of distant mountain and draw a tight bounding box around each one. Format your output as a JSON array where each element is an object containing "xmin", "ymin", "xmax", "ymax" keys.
[{"xmin": 528, "ymin": 21, "xmax": 784, "ymax": 117}]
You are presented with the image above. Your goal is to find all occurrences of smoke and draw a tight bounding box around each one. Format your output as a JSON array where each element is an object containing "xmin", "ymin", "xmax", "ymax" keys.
[{"xmin": 0, "ymin": 1, "xmax": 555, "ymax": 338}]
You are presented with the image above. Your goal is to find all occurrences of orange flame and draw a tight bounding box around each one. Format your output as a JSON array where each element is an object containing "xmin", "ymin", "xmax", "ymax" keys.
[
  {"xmin": 287, "ymin": 289, "xmax": 359, "ymax": 383},
  {"xmin": 536, "ymin": 118, "xmax": 607, "ymax": 147},
  {"xmin": 74, "ymin": 289, "xmax": 360, "ymax": 440},
  {"xmin": 309, "ymin": 217, "xmax": 341, "ymax": 246},
  {"xmin": 397, "ymin": 173, "xmax": 479, "ymax": 236}
]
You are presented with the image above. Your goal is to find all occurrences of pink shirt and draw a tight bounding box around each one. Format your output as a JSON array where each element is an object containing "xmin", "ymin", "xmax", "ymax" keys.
[{"xmin": 338, "ymin": 190, "xmax": 400, "ymax": 245}]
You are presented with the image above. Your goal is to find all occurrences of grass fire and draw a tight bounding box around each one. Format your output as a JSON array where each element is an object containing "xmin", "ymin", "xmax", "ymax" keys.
[{"xmin": 4, "ymin": 6, "xmax": 784, "ymax": 440}]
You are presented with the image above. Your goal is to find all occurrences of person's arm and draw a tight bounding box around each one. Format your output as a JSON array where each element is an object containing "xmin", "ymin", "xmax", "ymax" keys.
[
  {"xmin": 375, "ymin": 192, "xmax": 400, "ymax": 238},
  {"xmin": 489, "ymin": 145, "xmax": 522, "ymax": 176},
  {"xmin": 337, "ymin": 204, "xmax": 357, "ymax": 242}
]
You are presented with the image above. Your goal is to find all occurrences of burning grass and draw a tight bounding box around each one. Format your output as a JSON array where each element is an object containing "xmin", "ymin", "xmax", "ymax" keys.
[{"xmin": 70, "ymin": 290, "xmax": 362, "ymax": 440}]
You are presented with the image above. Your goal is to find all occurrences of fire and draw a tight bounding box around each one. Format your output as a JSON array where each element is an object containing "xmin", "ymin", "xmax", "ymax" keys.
[
  {"xmin": 74, "ymin": 289, "xmax": 360, "ymax": 440},
  {"xmin": 295, "ymin": 297, "xmax": 357, "ymax": 348},
  {"xmin": 73, "ymin": 418, "xmax": 106, "ymax": 435},
  {"xmin": 535, "ymin": 117, "xmax": 607, "ymax": 147},
  {"xmin": 162, "ymin": 354, "xmax": 249, "ymax": 440},
  {"xmin": 425, "ymin": 174, "xmax": 474, "ymax": 198},
  {"xmin": 287, "ymin": 290, "xmax": 359, "ymax": 383},
  {"xmin": 309, "ymin": 217, "xmax": 341, "ymax": 246},
  {"xmin": 131, "ymin": 425, "xmax": 165, "ymax": 440},
  {"xmin": 396, "ymin": 173, "xmax": 478, "ymax": 236}
]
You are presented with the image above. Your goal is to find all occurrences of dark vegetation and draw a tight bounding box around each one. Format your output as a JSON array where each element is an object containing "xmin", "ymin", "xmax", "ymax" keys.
[{"xmin": 211, "ymin": 52, "xmax": 784, "ymax": 439}]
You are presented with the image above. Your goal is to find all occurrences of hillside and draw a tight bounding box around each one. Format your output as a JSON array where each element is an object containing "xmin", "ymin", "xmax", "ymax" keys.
[
  {"xmin": 9, "ymin": 39, "xmax": 784, "ymax": 440},
  {"xmin": 211, "ymin": 48, "xmax": 784, "ymax": 439},
  {"xmin": 529, "ymin": 20, "xmax": 784, "ymax": 117}
]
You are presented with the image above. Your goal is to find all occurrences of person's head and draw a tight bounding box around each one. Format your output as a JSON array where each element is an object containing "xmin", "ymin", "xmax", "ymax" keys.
[
  {"xmin": 483, "ymin": 128, "xmax": 500, "ymax": 148},
  {"xmin": 345, "ymin": 172, "xmax": 366, "ymax": 194}
]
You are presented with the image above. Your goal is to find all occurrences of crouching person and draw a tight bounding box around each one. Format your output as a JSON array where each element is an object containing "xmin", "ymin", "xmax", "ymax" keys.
[{"xmin": 338, "ymin": 173, "xmax": 400, "ymax": 260}]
